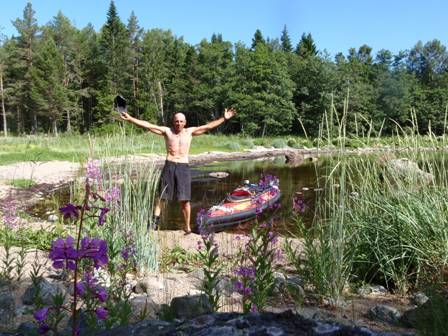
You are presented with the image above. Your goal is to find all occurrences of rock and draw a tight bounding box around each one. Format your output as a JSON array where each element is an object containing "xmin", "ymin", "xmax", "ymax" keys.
[
  {"xmin": 130, "ymin": 295, "xmax": 159, "ymax": 320},
  {"xmin": 412, "ymin": 292, "xmax": 429, "ymax": 306},
  {"xmin": 47, "ymin": 214, "xmax": 58, "ymax": 222},
  {"xmin": 274, "ymin": 274, "xmax": 305, "ymax": 301},
  {"xmin": 22, "ymin": 278, "xmax": 65, "ymax": 306},
  {"xmin": 285, "ymin": 150, "xmax": 304, "ymax": 165},
  {"xmin": 385, "ymin": 158, "xmax": 434, "ymax": 184},
  {"xmin": 400, "ymin": 300, "xmax": 434, "ymax": 328},
  {"xmin": 368, "ymin": 305, "xmax": 401, "ymax": 325},
  {"xmin": 16, "ymin": 321, "xmax": 39, "ymax": 336},
  {"xmin": 357, "ymin": 284, "xmax": 387, "ymax": 296},
  {"xmin": 169, "ymin": 294, "xmax": 213, "ymax": 319},
  {"xmin": 0, "ymin": 284, "xmax": 16, "ymax": 330},
  {"xmin": 133, "ymin": 277, "xmax": 165, "ymax": 295},
  {"xmin": 93, "ymin": 310, "xmax": 408, "ymax": 336}
]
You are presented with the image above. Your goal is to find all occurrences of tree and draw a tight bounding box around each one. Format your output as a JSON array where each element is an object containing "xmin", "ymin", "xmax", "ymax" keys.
[
  {"xmin": 46, "ymin": 11, "xmax": 83, "ymax": 132},
  {"xmin": 230, "ymin": 43, "xmax": 296, "ymax": 136},
  {"xmin": 11, "ymin": 2, "xmax": 39, "ymax": 133},
  {"xmin": 95, "ymin": 1, "xmax": 130, "ymax": 125},
  {"xmin": 251, "ymin": 29, "xmax": 266, "ymax": 49},
  {"xmin": 30, "ymin": 37, "xmax": 66, "ymax": 135},
  {"xmin": 295, "ymin": 33, "xmax": 317, "ymax": 58},
  {"xmin": 280, "ymin": 25, "xmax": 293, "ymax": 52},
  {"xmin": 127, "ymin": 11, "xmax": 144, "ymax": 117}
]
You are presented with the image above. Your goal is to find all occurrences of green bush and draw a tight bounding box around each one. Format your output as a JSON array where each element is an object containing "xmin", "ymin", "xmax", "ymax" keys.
[
  {"xmin": 241, "ymin": 138, "xmax": 255, "ymax": 149},
  {"xmin": 253, "ymin": 138, "xmax": 271, "ymax": 147},
  {"xmin": 272, "ymin": 139, "xmax": 287, "ymax": 148},
  {"xmin": 287, "ymin": 138, "xmax": 297, "ymax": 147},
  {"xmin": 226, "ymin": 142, "xmax": 241, "ymax": 151}
]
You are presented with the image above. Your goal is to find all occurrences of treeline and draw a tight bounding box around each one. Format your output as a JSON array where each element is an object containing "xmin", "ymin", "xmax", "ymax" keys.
[{"xmin": 0, "ymin": 1, "xmax": 448, "ymax": 137}]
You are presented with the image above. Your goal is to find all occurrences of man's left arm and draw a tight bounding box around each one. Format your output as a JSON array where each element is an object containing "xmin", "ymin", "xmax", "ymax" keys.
[{"xmin": 191, "ymin": 108, "xmax": 237, "ymax": 136}]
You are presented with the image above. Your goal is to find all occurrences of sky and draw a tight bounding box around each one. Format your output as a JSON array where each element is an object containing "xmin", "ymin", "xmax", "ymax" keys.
[{"xmin": 0, "ymin": 0, "xmax": 447, "ymax": 57}]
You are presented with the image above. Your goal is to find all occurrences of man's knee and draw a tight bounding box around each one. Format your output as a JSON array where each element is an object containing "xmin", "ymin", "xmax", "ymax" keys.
[{"xmin": 181, "ymin": 201, "xmax": 190, "ymax": 209}]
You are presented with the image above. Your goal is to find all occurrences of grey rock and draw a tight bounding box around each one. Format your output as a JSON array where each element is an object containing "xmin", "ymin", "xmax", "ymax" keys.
[
  {"xmin": 47, "ymin": 214, "xmax": 58, "ymax": 222},
  {"xmin": 368, "ymin": 305, "xmax": 401, "ymax": 325},
  {"xmin": 412, "ymin": 292, "xmax": 429, "ymax": 306},
  {"xmin": 169, "ymin": 294, "xmax": 212, "ymax": 319},
  {"xmin": 22, "ymin": 278, "xmax": 65, "ymax": 306},
  {"xmin": 133, "ymin": 277, "xmax": 165, "ymax": 295},
  {"xmin": 130, "ymin": 295, "xmax": 159, "ymax": 319},
  {"xmin": 357, "ymin": 284, "xmax": 387, "ymax": 296},
  {"xmin": 0, "ymin": 284, "xmax": 15, "ymax": 330},
  {"xmin": 16, "ymin": 321, "xmax": 39, "ymax": 336}
]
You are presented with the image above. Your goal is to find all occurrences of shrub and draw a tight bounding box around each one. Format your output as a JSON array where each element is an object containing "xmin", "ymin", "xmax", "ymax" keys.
[{"xmin": 272, "ymin": 139, "xmax": 287, "ymax": 148}]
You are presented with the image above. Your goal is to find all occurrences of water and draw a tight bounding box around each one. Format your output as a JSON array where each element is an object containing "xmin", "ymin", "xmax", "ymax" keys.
[{"xmin": 161, "ymin": 157, "xmax": 321, "ymax": 233}]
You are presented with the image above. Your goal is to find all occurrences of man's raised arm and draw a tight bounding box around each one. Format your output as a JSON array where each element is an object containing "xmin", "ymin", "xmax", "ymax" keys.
[
  {"xmin": 191, "ymin": 108, "xmax": 237, "ymax": 136},
  {"xmin": 120, "ymin": 112, "xmax": 167, "ymax": 135}
]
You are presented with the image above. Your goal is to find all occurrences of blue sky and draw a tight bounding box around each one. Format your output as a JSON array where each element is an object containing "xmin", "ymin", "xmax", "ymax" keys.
[{"xmin": 1, "ymin": 0, "xmax": 447, "ymax": 57}]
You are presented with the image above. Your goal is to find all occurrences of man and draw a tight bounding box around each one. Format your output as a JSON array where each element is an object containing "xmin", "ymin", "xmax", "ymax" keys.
[{"xmin": 120, "ymin": 108, "xmax": 237, "ymax": 234}]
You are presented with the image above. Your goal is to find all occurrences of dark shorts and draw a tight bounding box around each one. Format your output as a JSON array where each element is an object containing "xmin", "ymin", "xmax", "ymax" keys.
[{"xmin": 159, "ymin": 160, "xmax": 191, "ymax": 201}]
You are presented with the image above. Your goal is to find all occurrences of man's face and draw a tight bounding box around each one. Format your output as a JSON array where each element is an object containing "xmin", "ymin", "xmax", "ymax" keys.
[{"xmin": 173, "ymin": 113, "xmax": 186, "ymax": 132}]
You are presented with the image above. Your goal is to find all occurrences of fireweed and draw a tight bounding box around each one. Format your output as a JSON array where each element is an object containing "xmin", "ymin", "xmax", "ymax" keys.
[
  {"xmin": 33, "ymin": 159, "xmax": 136, "ymax": 335},
  {"xmin": 196, "ymin": 209, "xmax": 222, "ymax": 311},
  {"xmin": 234, "ymin": 175, "xmax": 280, "ymax": 313}
]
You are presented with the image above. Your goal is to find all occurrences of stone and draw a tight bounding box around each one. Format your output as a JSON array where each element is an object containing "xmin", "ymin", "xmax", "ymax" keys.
[
  {"xmin": 133, "ymin": 277, "xmax": 165, "ymax": 295},
  {"xmin": 368, "ymin": 305, "xmax": 402, "ymax": 325},
  {"xmin": 47, "ymin": 214, "xmax": 58, "ymax": 222},
  {"xmin": 412, "ymin": 292, "xmax": 429, "ymax": 306},
  {"xmin": 130, "ymin": 295, "xmax": 159, "ymax": 320},
  {"xmin": 16, "ymin": 321, "xmax": 39, "ymax": 336},
  {"xmin": 169, "ymin": 294, "xmax": 213, "ymax": 319},
  {"xmin": 22, "ymin": 278, "xmax": 65, "ymax": 306},
  {"xmin": 357, "ymin": 284, "xmax": 387, "ymax": 296},
  {"xmin": 0, "ymin": 284, "xmax": 16, "ymax": 330}
]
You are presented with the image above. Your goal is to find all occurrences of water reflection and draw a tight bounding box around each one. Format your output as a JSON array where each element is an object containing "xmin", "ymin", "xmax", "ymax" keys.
[{"xmin": 160, "ymin": 157, "xmax": 321, "ymax": 233}]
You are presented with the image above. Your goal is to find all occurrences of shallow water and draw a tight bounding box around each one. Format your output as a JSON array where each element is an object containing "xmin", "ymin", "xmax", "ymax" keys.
[{"xmin": 161, "ymin": 157, "xmax": 321, "ymax": 233}]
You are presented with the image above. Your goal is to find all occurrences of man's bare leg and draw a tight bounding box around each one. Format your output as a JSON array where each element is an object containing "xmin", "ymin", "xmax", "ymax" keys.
[
  {"xmin": 181, "ymin": 201, "xmax": 191, "ymax": 233},
  {"xmin": 154, "ymin": 198, "xmax": 162, "ymax": 217}
]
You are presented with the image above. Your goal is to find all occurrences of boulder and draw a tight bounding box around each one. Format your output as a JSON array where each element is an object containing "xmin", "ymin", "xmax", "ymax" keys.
[
  {"xmin": 169, "ymin": 294, "xmax": 212, "ymax": 319},
  {"xmin": 22, "ymin": 278, "xmax": 65, "ymax": 306}
]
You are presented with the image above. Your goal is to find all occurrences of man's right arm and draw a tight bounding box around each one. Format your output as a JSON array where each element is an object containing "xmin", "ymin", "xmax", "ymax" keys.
[{"xmin": 120, "ymin": 112, "xmax": 167, "ymax": 135}]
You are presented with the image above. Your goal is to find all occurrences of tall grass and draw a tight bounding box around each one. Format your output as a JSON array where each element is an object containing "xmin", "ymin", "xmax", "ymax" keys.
[
  {"xmin": 288, "ymin": 93, "xmax": 448, "ymax": 302},
  {"xmin": 88, "ymin": 133, "xmax": 161, "ymax": 272}
]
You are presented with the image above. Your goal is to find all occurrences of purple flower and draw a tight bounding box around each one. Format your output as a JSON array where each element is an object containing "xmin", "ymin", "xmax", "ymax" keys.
[
  {"xmin": 37, "ymin": 323, "xmax": 51, "ymax": 334},
  {"xmin": 105, "ymin": 186, "xmax": 121, "ymax": 203},
  {"xmin": 86, "ymin": 159, "xmax": 102, "ymax": 182},
  {"xmin": 96, "ymin": 287, "xmax": 108, "ymax": 302},
  {"xmin": 33, "ymin": 307, "xmax": 49, "ymax": 322},
  {"xmin": 59, "ymin": 203, "xmax": 81, "ymax": 220},
  {"xmin": 250, "ymin": 304, "xmax": 258, "ymax": 312},
  {"xmin": 2, "ymin": 199, "xmax": 19, "ymax": 229},
  {"xmin": 95, "ymin": 307, "xmax": 108, "ymax": 320},
  {"xmin": 98, "ymin": 207, "xmax": 110, "ymax": 226},
  {"xmin": 79, "ymin": 237, "xmax": 108, "ymax": 268},
  {"xmin": 121, "ymin": 244, "xmax": 136, "ymax": 261},
  {"xmin": 235, "ymin": 266, "xmax": 256, "ymax": 279},
  {"xmin": 76, "ymin": 282, "xmax": 86, "ymax": 296},
  {"xmin": 49, "ymin": 236, "xmax": 78, "ymax": 270},
  {"xmin": 255, "ymin": 197, "xmax": 264, "ymax": 216},
  {"xmin": 292, "ymin": 194, "xmax": 306, "ymax": 214},
  {"xmin": 234, "ymin": 280, "xmax": 252, "ymax": 296}
]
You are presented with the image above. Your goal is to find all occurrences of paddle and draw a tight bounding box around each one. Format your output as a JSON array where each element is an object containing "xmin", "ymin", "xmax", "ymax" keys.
[{"xmin": 114, "ymin": 95, "xmax": 127, "ymax": 115}]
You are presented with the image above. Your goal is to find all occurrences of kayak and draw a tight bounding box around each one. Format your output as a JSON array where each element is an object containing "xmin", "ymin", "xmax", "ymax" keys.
[{"xmin": 203, "ymin": 177, "xmax": 281, "ymax": 230}]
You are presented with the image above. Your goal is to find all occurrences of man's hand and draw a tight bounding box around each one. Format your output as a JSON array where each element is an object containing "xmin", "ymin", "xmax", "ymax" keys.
[
  {"xmin": 224, "ymin": 108, "xmax": 237, "ymax": 121},
  {"xmin": 120, "ymin": 112, "xmax": 131, "ymax": 121}
]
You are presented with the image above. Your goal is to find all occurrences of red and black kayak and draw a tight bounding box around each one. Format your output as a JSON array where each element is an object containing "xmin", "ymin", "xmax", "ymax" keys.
[{"xmin": 203, "ymin": 177, "xmax": 281, "ymax": 230}]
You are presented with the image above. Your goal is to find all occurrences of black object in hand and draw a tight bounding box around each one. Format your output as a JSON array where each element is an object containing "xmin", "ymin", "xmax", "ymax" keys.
[{"xmin": 114, "ymin": 95, "xmax": 127, "ymax": 114}]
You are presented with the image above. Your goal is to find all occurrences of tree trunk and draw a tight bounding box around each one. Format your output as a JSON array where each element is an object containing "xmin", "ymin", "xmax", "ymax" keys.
[
  {"xmin": 17, "ymin": 106, "xmax": 23, "ymax": 134},
  {"xmin": 157, "ymin": 81, "xmax": 164, "ymax": 124},
  {"xmin": 66, "ymin": 109, "xmax": 71, "ymax": 133},
  {"xmin": 0, "ymin": 68, "xmax": 7, "ymax": 137},
  {"xmin": 53, "ymin": 119, "xmax": 58, "ymax": 136}
]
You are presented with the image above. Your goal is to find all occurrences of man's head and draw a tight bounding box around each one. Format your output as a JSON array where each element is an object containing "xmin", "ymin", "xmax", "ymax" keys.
[{"xmin": 172, "ymin": 113, "xmax": 187, "ymax": 133}]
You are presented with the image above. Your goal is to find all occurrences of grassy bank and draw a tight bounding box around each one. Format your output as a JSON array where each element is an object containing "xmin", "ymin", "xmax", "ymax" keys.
[{"xmin": 2, "ymin": 128, "xmax": 448, "ymax": 166}]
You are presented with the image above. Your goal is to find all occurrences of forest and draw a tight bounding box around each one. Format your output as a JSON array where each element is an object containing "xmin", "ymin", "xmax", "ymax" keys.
[{"xmin": 0, "ymin": 1, "xmax": 447, "ymax": 138}]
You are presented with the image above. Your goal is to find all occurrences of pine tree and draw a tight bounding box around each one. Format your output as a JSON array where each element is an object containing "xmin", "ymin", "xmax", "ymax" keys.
[
  {"xmin": 251, "ymin": 29, "xmax": 266, "ymax": 49},
  {"xmin": 295, "ymin": 33, "xmax": 317, "ymax": 58},
  {"xmin": 127, "ymin": 11, "xmax": 143, "ymax": 116},
  {"xmin": 280, "ymin": 25, "xmax": 293, "ymax": 52},
  {"xmin": 30, "ymin": 37, "xmax": 66, "ymax": 135},
  {"xmin": 12, "ymin": 2, "xmax": 39, "ymax": 133}
]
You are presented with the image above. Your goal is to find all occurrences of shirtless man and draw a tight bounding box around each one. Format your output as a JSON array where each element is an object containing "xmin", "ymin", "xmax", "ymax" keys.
[{"xmin": 120, "ymin": 109, "xmax": 237, "ymax": 233}]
